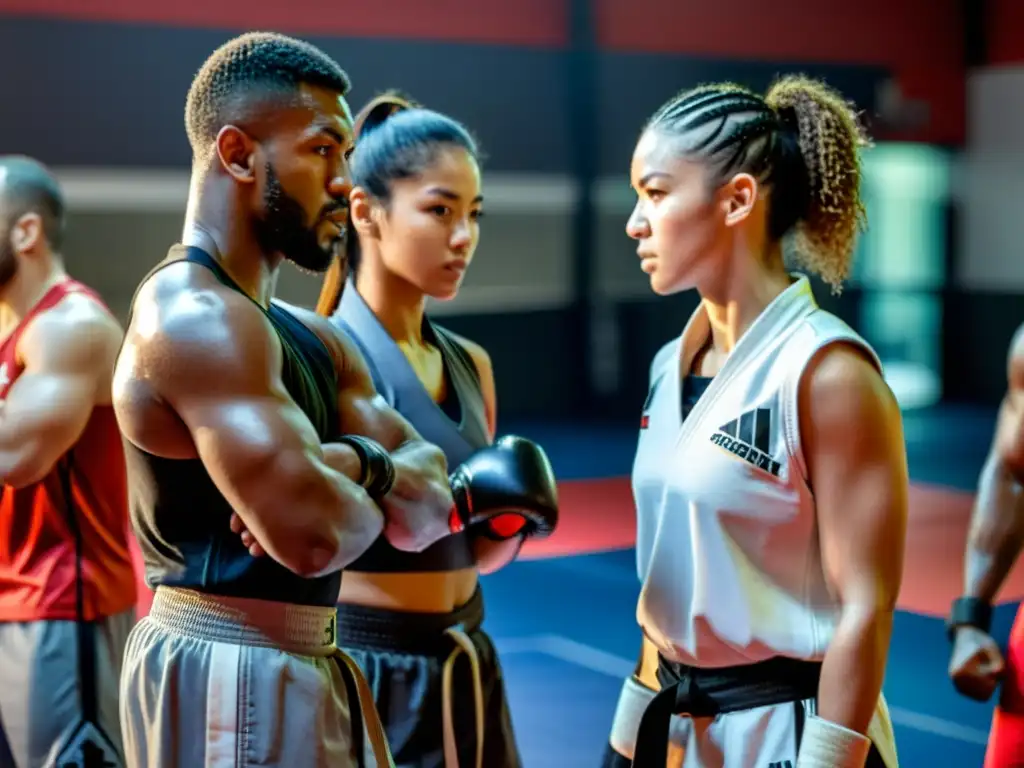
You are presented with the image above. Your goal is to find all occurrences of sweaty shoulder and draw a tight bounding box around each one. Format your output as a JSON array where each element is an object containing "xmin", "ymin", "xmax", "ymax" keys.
[
  {"xmin": 22, "ymin": 289, "xmax": 122, "ymax": 353},
  {"xmin": 120, "ymin": 263, "xmax": 283, "ymax": 410},
  {"xmin": 798, "ymin": 342, "xmax": 901, "ymax": 462},
  {"xmin": 20, "ymin": 291, "xmax": 123, "ymax": 404},
  {"xmin": 803, "ymin": 343, "xmax": 890, "ymax": 408}
]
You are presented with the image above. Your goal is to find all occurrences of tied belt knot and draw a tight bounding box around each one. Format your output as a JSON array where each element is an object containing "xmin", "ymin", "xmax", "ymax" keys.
[
  {"xmin": 631, "ymin": 655, "xmax": 822, "ymax": 767},
  {"xmin": 336, "ymin": 588, "xmax": 486, "ymax": 768}
]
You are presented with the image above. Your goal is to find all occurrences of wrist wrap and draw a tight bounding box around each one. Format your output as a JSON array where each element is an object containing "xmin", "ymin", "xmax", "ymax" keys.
[
  {"xmin": 337, "ymin": 435, "xmax": 395, "ymax": 499},
  {"xmin": 946, "ymin": 596, "xmax": 993, "ymax": 642}
]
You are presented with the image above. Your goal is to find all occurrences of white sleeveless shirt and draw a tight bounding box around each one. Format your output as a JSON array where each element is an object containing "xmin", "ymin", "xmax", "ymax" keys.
[{"xmin": 633, "ymin": 275, "xmax": 882, "ymax": 669}]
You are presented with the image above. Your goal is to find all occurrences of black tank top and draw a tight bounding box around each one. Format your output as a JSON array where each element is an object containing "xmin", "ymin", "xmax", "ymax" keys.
[
  {"xmin": 330, "ymin": 279, "xmax": 490, "ymax": 572},
  {"xmin": 125, "ymin": 246, "xmax": 343, "ymax": 607}
]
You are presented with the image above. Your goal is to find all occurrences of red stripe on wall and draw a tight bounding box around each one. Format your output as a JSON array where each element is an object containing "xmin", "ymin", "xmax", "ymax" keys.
[
  {"xmin": 593, "ymin": 0, "xmax": 965, "ymax": 145},
  {"xmin": 0, "ymin": 0, "xmax": 567, "ymax": 47},
  {"xmin": 0, "ymin": 0, "xmax": 962, "ymax": 66},
  {"xmin": 988, "ymin": 0, "xmax": 1024, "ymax": 66},
  {"xmin": 593, "ymin": 0, "xmax": 962, "ymax": 69},
  {"xmin": 0, "ymin": 0, "xmax": 965, "ymax": 144},
  {"xmin": 886, "ymin": 68, "xmax": 966, "ymax": 146}
]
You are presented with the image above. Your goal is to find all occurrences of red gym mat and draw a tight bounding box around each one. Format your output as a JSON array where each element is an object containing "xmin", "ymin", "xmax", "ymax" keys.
[
  {"xmin": 129, "ymin": 478, "xmax": 1024, "ymax": 620},
  {"xmin": 519, "ymin": 478, "xmax": 636, "ymax": 559}
]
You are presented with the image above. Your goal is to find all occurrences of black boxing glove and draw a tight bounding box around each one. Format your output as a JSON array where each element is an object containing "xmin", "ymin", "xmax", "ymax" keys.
[
  {"xmin": 447, "ymin": 435, "xmax": 559, "ymax": 541},
  {"xmin": 336, "ymin": 435, "xmax": 396, "ymax": 499}
]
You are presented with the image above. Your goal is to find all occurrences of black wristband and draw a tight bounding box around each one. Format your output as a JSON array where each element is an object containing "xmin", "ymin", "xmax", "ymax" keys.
[
  {"xmin": 336, "ymin": 435, "xmax": 395, "ymax": 499},
  {"xmin": 946, "ymin": 596, "xmax": 993, "ymax": 642}
]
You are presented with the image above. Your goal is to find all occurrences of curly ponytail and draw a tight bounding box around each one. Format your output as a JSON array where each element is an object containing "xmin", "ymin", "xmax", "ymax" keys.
[
  {"xmin": 644, "ymin": 74, "xmax": 871, "ymax": 292},
  {"xmin": 765, "ymin": 75, "xmax": 871, "ymax": 290}
]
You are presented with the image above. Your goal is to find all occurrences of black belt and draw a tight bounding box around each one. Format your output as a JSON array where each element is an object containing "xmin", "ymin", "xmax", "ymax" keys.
[
  {"xmin": 335, "ymin": 586, "xmax": 484, "ymax": 655},
  {"xmin": 631, "ymin": 655, "xmax": 822, "ymax": 767}
]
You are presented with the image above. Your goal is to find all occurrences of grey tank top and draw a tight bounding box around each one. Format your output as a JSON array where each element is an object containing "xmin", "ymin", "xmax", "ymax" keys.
[{"xmin": 330, "ymin": 280, "xmax": 490, "ymax": 572}]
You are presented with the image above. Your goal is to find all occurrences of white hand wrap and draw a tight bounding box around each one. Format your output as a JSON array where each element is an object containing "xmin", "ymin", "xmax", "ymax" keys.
[
  {"xmin": 796, "ymin": 715, "xmax": 872, "ymax": 768},
  {"xmin": 608, "ymin": 676, "xmax": 688, "ymax": 758},
  {"xmin": 608, "ymin": 676, "xmax": 656, "ymax": 758}
]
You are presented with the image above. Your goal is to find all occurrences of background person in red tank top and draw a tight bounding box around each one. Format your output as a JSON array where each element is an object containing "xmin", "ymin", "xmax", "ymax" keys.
[
  {"xmin": 0, "ymin": 156, "xmax": 135, "ymax": 768},
  {"xmin": 948, "ymin": 322, "xmax": 1024, "ymax": 767}
]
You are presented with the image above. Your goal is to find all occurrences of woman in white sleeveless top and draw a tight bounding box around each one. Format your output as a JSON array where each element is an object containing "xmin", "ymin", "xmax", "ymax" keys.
[{"xmin": 602, "ymin": 76, "xmax": 908, "ymax": 768}]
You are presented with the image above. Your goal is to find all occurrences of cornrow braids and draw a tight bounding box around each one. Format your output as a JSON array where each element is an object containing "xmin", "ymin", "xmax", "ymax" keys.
[{"xmin": 645, "ymin": 75, "xmax": 870, "ymax": 292}]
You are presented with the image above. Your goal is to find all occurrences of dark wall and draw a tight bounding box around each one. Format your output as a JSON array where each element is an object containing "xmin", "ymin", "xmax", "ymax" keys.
[
  {"xmin": 0, "ymin": 4, "xmax": 981, "ymax": 418},
  {"xmin": 943, "ymin": 292, "xmax": 1018, "ymax": 406},
  {"xmin": 1, "ymin": 0, "xmax": 965, "ymax": 144},
  {"xmin": 0, "ymin": 17, "xmax": 892, "ymax": 172}
]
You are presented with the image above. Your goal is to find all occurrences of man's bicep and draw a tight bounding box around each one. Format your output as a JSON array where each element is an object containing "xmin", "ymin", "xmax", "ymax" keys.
[
  {"xmin": 179, "ymin": 388, "xmax": 368, "ymax": 575},
  {"xmin": 164, "ymin": 331, "xmax": 326, "ymax": 502},
  {"xmin": 150, "ymin": 295, "xmax": 325, "ymax": 493},
  {"xmin": 0, "ymin": 369, "xmax": 96, "ymax": 482},
  {"xmin": 0, "ymin": 318, "xmax": 114, "ymax": 484},
  {"xmin": 182, "ymin": 390, "xmax": 326, "ymax": 512},
  {"xmin": 997, "ymin": 334, "xmax": 1024, "ymax": 474}
]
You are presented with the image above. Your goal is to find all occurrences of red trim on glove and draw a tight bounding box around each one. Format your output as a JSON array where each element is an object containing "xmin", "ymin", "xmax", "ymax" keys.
[
  {"xmin": 448, "ymin": 504, "xmax": 465, "ymax": 534},
  {"xmin": 487, "ymin": 513, "xmax": 527, "ymax": 538}
]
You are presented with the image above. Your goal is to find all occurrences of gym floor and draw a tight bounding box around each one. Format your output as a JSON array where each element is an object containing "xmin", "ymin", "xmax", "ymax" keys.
[{"xmin": 484, "ymin": 406, "xmax": 1020, "ymax": 768}]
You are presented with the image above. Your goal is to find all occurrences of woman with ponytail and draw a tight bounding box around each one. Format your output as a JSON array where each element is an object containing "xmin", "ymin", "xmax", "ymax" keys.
[
  {"xmin": 317, "ymin": 93, "xmax": 524, "ymax": 768},
  {"xmin": 606, "ymin": 76, "xmax": 907, "ymax": 768}
]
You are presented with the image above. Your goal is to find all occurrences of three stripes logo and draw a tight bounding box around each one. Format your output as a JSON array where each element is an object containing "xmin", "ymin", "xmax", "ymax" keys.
[
  {"xmin": 709, "ymin": 407, "xmax": 781, "ymax": 477},
  {"xmin": 768, "ymin": 762, "xmax": 793, "ymax": 768}
]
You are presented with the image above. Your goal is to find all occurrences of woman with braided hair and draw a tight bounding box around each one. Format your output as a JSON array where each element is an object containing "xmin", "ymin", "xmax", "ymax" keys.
[{"xmin": 605, "ymin": 76, "xmax": 907, "ymax": 767}]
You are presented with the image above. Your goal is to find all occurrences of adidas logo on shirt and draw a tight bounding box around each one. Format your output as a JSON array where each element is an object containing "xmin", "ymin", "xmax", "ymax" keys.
[{"xmin": 709, "ymin": 407, "xmax": 781, "ymax": 477}]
